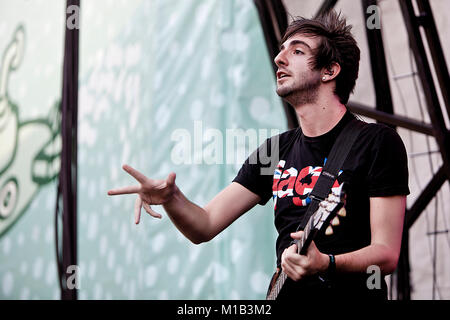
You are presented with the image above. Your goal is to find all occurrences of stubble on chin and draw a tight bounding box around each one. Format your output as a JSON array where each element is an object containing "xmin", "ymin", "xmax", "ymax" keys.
[
  {"xmin": 276, "ymin": 75, "xmax": 321, "ymax": 106},
  {"xmin": 276, "ymin": 85, "xmax": 292, "ymax": 98}
]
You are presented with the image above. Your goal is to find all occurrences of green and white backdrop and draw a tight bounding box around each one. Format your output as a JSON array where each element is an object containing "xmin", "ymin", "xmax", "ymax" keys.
[{"xmin": 0, "ymin": 0, "xmax": 286, "ymax": 299}]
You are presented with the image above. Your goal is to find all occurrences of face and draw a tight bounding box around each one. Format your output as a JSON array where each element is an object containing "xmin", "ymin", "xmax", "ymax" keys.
[{"xmin": 274, "ymin": 34, "xmax": 322, "ymax": 104}]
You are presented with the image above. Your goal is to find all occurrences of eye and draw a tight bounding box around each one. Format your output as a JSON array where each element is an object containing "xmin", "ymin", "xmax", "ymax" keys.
[{"xmin": 294, "ymin": 49, "xmax": 303, "ymax": 55}]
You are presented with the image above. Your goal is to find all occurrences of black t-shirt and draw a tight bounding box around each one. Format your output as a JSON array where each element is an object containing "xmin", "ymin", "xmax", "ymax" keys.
[{"xmin": 232, "ymin": 111, "xmax": 410, "ymax": 297}]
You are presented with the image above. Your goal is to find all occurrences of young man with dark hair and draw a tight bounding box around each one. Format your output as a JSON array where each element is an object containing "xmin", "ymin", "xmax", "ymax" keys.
[{"xmin": 108, "ymin": 10, "xmax": 409, "ymax": 300}]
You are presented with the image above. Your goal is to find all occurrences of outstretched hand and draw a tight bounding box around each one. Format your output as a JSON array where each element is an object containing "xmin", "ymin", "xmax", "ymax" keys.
[{"xmin": 107, "ymin": 164, "xmax": 177, "ymax": 224}]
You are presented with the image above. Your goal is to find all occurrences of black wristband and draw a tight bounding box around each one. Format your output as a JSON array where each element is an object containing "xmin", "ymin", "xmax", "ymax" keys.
[{"xmin": 327, "ymin": 254, "xmax": 336, "ymax": 277}]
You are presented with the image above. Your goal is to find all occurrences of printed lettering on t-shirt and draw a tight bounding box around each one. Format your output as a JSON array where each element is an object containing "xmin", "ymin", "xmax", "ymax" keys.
[{"xmin": 272, "ymin": 159, "xmax": 341, "ymax": 210}]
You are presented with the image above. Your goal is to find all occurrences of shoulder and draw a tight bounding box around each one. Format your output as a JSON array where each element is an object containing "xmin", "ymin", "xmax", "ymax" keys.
[
  {"xmin": 357, "ymin": 121, "xmax": 405, "ymax": 147},
  {"xmin": 354, "ymin": 122, "xmax": 408, "ymax": 171}
]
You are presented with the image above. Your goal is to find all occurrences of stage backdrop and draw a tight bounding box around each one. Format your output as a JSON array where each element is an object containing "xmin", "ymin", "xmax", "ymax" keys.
[
  {"xmin": 0, "ymin": 0, "xmax": 64, "ymax": 299},
  {"xmin": 0, "ymin": 0, "xmax": 286, "ymax": 299},
  {"xmin": 77, "ymin": 0, "xmax": 285, "ymax": 300}
]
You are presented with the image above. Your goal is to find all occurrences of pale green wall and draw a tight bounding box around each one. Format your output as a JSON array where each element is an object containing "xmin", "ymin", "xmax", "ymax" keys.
[{"xmin": 0, "ymin": 0, "xmax": 287, "ymax": 299}]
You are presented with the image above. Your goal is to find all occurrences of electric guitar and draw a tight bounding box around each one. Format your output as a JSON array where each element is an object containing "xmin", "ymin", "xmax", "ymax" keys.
[{"xmin": 266, "ymin": 183, "xmax": 347, "ymax": 300}]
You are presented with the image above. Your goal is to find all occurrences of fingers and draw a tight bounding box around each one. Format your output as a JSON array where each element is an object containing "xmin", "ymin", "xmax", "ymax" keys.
[
  {"xmin": 154, "ymin": 172, "xmax": 176, "ymax": 190},
  {"xmin": 286, "ymin": 243, "xmax": 298, "ymax": 254},
  {"xmin": 107, "ymin": 185, "xmax": 140, "ymax": 196},
  {"xmin": 122, "ymin": 164, "xmax": 148, "ymax": 184},
  {"xmin": 134, "ymin": 196, "xmax": 142, "ymax": 224},
  {"xmin": 143, "ymin": 202, "xmax": 162, "ymax": 219},
  {"xmin": 283, "ymin": 245, "xmax": 303, "ymax": 267},
  {"xmin": 290, "ymin": 230, "xmax": 304, "ymax": 240},
  {"xmin": 285, "ymin": 265, "xmax": 305, "ymax": 281},
  {"xmin": 282, "ymin": 261, "xmax": 301, "ymax": 281},
  {"xmin": 166, "ymin": 172, "xmax": 176, "ymax": 186},
  {"xmin": 281, "ymin": 248, "xmax": 304, "ymax": 281},
  {"xmin": 135, "ymin": 197, "xmax": 163, "ymax": 225}
]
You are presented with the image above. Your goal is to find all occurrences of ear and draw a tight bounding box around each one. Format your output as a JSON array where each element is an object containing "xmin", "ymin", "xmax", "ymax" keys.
[{"xmin": 321, "ymin": 62, "xmax": 341, "ymax": 82}]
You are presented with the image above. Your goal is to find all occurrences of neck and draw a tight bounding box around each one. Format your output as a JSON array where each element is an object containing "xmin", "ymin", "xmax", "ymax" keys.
[{"xmin": 292, "ymin": 91, "xmax": 347, "ymax": 137}]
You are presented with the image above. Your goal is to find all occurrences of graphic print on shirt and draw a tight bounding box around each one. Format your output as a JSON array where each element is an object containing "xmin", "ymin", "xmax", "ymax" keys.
[{"xmin": 272, "ymin": 159, "xmax": 342, "ymax": 210}]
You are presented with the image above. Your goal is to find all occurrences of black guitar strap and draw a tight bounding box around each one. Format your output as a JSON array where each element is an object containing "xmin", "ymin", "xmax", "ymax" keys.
[{"xmin": 295, "ymin": 117, "xmax": 366, "ymax": 232}]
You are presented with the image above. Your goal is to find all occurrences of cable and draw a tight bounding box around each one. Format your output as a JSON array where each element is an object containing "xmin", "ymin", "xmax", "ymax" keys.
[{"xmin": 55, "ymin": 180, "xmax": 64, "ymax": 297}]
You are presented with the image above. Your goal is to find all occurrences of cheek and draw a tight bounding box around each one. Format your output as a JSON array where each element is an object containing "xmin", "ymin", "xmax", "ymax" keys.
[{"xmin": 301, "ymin": 69, "xmax": 321, "ymax": 81}]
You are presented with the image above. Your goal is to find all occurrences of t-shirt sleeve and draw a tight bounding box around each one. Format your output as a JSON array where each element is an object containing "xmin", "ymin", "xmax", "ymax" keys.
[
  {"xmin": 366, "ymin": 126, "xmax": 410, "ymax": 197},
  {"xmin": 232, "ymin": 138, "xmax": 274, "ymax": 205}
]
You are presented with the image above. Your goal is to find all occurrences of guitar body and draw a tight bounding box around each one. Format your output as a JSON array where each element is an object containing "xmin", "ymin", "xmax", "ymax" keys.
[
  {"xmin": 274, "ymin": 273, "xmax": 332, "ymax": 300},
  {"xmin": 266, "ymin": 183, "xmax": 346, "ymax": 300}
]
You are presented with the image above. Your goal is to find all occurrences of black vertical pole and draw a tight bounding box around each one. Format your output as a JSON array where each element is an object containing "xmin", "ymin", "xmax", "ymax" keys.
[
  {"xmin": 253, "ymin": 0, "xmax": 299, "ymax": 129},
  {"xmin": 314, "ymin": 0, "xmax": 338, "ymax": 18},
  {"xmin": 399, "ymin": 0, "xmax": 450, "ymax": 181},
  {"xmin": 415, "ymin": 0, "xmax": 450, "ymax": 119},
  {"xmin": 361, "ymin": 0, "xmax": 395, "ymax": 128},
  {"xmin": 396, "ymin": 0, "xmax": 450, "ymax": 300},
  {"xmin": 57, "ymin": 0, "xmax": 79, "ymax": 300},
  {"xmin": 395, "ymin": 222, "xmax": 411, "ymax": 300}
]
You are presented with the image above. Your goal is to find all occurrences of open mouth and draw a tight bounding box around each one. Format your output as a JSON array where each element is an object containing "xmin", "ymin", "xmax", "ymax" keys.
[{"xmin": 276, "ymin": 71, "xmax": 290, "ymax": 80}]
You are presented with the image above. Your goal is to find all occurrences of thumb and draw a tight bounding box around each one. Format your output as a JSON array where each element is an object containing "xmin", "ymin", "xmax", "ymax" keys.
[
  {"xmin": 166, "ymin": 172, "xmax": 176, "ymax": 186},
  {"xmin": 290, "ymin": 230, "xmax": 304, "ymax": 240}
]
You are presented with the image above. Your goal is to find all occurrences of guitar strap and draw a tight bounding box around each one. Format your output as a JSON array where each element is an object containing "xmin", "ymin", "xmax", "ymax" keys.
[{"xmin": 294, "ymin": 117, "xmax": 365, "ymax": 233}]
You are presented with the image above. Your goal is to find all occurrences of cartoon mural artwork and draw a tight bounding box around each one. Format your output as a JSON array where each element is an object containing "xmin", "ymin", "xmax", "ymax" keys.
[{"xmin": 0, "ymin": 25, "xmax": 61, "ymax": 237}]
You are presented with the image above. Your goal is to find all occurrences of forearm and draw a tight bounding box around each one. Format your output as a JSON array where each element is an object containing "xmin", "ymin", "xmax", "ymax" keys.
[
  {"xmin": 162, "ymin": 186, "xmax": 212, "ymax": 244},
  {"xmin": 334, "ymin": 197, "xmax": 405, "ymax": 276},
  {"xmin": 108, "ymin": 167, "xmax": 249, "ymax": 244},
  {"xmin": 334, "ymin": 243, "xmax": 399, "ymax": 276}
]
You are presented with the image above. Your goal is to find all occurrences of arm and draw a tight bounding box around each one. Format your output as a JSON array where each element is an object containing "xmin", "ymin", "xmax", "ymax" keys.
[
  {"xmin": 334, "ymin": 195, "xmax": 406, "ymax": 274},
  {"xmin": 108, "ymin": 164, "xmax": 261, "ymax": 245},
  {"xmin": 281, "ymin": 195, "xmax": 406, "ymax": 281},
  {"xmin": 163, "ymin": 182, "xmax": 261, "ymax": 244}
]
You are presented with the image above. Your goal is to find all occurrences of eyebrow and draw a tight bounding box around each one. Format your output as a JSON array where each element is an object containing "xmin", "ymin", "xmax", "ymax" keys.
[{"xmin": 279, "ymin": 40, "xmax": 312, "ymax": 51}]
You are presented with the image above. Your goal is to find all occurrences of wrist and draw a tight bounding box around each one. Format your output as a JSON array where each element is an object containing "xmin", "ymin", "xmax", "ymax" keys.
[
  {"xmin": 163, "ymin": 185, "xmax": 182, "ymax": 207},
  {"xmin": 319, "ymin": 253, "xmax": 330, "ymax": 274}
]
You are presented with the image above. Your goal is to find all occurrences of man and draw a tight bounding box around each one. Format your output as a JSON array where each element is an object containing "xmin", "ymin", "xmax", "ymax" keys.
[{"xmin": 108, "ymin": 11, "xmax": 409, "ymax": 300}]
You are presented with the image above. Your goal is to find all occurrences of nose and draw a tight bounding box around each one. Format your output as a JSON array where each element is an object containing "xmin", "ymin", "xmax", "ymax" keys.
[{"xmin": 274, "ymin": 50, "xmax": 287, "ymax": 68}]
